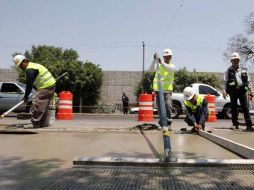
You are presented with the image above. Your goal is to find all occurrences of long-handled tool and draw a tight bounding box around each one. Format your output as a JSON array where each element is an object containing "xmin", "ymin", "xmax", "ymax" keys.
[
  {"xmin": 0, "ymin": 72, "xmax": 68, "ymax": 119},
  {"xmin": 154, "ymin": 53, "xmax": 172, "ymax": 162},
  {"xmin": 0, "ymin": 101, "xmax": 25, "ymax": 119}
]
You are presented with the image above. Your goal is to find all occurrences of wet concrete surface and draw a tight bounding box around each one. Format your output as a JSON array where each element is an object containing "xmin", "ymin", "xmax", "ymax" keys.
[
  {"xmin": 212, "ymin": 130, "xmax": 254, "ymax": 149},
  {"xmin": 0, "ymin": 114, "xmax": 251, "ymax": 190},
  {"xmin": 0, "ymin": 133, "xmax": 241, "ymax": 189}
]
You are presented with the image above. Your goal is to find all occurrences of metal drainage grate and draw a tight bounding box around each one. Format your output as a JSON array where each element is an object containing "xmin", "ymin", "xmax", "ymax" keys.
[{"xmin": 42, "ymin": 164, "xmax": 254, "ymax": 190}]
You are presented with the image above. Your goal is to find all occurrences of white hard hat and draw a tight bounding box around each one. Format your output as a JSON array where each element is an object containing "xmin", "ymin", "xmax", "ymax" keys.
[
  {"xmin": 230, "ymin": 52, "xmax": 240, "ymax": 60},
  {"xmin": 13, "ymin": 55, "xmax": 26, "ymax": 67},
  {"xmin": 183, "ymin": 87, "xmax": 195, "ymax": 100},
  {"xmin": 163, "ymin": 49, "xmax": 172, "ymax": 57}
]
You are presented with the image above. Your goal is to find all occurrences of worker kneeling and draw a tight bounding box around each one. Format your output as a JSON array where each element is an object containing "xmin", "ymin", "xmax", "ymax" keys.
[{"xmin": 183, "ymin": 87, "xmax": 209, "ymax": 133}]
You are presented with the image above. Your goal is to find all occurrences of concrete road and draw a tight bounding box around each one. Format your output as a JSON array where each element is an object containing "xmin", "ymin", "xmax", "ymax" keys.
[{"xmin": 0, "ymin": 114, "xmax": 251, "ymax": 190}]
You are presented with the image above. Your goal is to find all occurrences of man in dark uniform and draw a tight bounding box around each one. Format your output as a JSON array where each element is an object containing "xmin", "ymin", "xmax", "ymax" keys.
[
  {"xmin": 122, "ymin": 92, "xmax": 129, "ymax": 114},
  {"xmin": 223, "ymin": 52, "xmax": 254, "ymax": 131}
]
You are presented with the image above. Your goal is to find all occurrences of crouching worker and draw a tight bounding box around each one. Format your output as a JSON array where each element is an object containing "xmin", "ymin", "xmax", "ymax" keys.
[
  {"xmin": 13, "ymin": 55, "xmax": 56, "ymax": 128},
  {"xmin": 183, "ymin": 87, "xmax": 209, "ymax": 133}
]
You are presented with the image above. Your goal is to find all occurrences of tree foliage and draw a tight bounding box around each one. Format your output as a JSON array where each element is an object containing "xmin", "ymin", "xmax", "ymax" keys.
[
  {"xmin": 224, "ymin": 12, "xmax": 254, "ymax": 71},
  {"xmin": 135, "ymin": 68, "xmax": 221, "ymax": 98},
  {"xmin": 15, "ymin": 45, "xmax": 103, "ymax": 111},
  {"xmin": 134, "ymin": 72, "xmax": 155, "ymax": 98}
]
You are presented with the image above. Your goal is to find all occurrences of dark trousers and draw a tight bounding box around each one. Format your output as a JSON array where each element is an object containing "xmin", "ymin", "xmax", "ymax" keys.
[
  {"xmin": 123, "ymin": 103, "xmax": 129, "ymax": 114},
  {"xmin": 31, "ymin": 86, "xmax": 55, "ymax": 127},
  {"xmin": 229, "ymin": 90, "xmax": 252, "ymax": 127}
]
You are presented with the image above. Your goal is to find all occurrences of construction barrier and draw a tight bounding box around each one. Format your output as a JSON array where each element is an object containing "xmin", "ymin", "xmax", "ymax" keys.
[
  {"xmin": 138, "ymin": 94, "xmax": 153, "ymax": 122},
  {"xmin": 205, "ymin": 94, "xmax": 216, "ymax": 122},
  {"xmin": 57, "ymin": 91, "xmax": 73, "ymax": 120}
]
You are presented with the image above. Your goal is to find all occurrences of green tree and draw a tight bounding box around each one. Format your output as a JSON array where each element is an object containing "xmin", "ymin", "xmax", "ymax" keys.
[
  {"xmin": 14, "ymin": 45, "xmax": 103, "ymax": 112},
  {"xmin": 134, "ymin": 72, "xmax": 155, "ymax": 98}
]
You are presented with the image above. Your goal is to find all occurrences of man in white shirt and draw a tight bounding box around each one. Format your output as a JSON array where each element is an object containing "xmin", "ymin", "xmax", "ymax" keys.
[
  {"xmin": 150, "ymin": 49, "xmax": 176, "ymax": 127},
  {"xmin": 223, "ymin": 52, "xmax": 254, "ymax": 131}
]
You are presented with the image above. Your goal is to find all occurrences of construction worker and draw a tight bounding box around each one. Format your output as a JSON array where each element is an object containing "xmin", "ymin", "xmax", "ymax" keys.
[
  {"xmin": 13, "ymin": 55, "xmax": 56, "ymax": 128},
  {"xmin": 150, "ymin": 49, "xmax": 176, "ymax": 127},
  {"xmin": 183, "ymin": 87, "xmax": 209, "ymax": 133},
  {"xmin": 223, "ymin": 52, "xmax": 254, "ymax": 131}
]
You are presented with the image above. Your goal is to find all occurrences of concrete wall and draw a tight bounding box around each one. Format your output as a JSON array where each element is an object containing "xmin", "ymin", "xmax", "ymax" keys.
[
  {"xmin": 2, "ymin": 69, "xmax": 254, "ymax": 105},
  {"xmin": 0, "ymin": 69, "xmax": 18, "ymax": 82},
  {"xmin": 100, "ymin": 71, "xmax": 142, "ymax": 104}
]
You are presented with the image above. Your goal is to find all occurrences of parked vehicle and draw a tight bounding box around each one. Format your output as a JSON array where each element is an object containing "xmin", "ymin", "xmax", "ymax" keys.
[{"xmin": 0, "ymin": 82, "xmax": 34, "ymax": 114}]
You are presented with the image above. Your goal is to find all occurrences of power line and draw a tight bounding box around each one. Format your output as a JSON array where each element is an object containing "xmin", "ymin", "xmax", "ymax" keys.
[
  {"xmin": 145, "ymin": 0, "xmax": 185, "ymax": 65},
  {"xmin": 154, "ymin": 0, "xmax": 185, "ymax": 51}
]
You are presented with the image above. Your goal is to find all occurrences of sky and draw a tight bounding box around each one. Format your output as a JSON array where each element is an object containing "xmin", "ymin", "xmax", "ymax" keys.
[{"xmin": 0, "ymin": 0, "xmax": 253, "ymax": 72}]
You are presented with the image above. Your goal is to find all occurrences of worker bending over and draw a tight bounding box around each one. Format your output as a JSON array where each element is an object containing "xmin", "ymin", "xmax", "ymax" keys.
[
  {"xmin": 183, "ymin": 87, "xmax": 209, "ymax": 133},
  {"xmin": 13, "ymin": 55, "xmax": 56, "ymax": 128}
]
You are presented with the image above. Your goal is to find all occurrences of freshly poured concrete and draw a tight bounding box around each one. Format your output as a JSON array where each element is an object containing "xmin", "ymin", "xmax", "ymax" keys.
[
  {"xmin": 0, "ymin": 115, "xmax": 249, "ymax": 190},
  {"xmin": 212, "ymin": 130, "xmax": 254, "ymax": 149}
]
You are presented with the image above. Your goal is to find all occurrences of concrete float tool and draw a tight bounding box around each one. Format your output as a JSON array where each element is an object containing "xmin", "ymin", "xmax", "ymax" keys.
[{"xmin": 0, "ymin": 72, "xmax": 67, "ymax": 119}]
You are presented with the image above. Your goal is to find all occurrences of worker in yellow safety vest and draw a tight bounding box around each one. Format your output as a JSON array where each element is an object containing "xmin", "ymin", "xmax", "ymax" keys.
[
  {"xmin": 13, "ymin": 55, "xmax": 56, "ymax": 128},
  {"xmin": 150, "ymin": 49, "xmax": 176, "ymax": 127},
  {"xmin": 183, "ymin": 87, "xmax": 209, "ymax": 133}
]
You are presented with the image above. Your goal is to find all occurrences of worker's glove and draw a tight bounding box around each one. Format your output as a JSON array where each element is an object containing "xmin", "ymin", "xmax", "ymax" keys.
[
  {"xmin": 223, "ymin": 92, "xmax": 228, "ymax": 99},
  {"xmin": 194, "ymin": 123, "xmax": 200, "ymax": 130},
  {"xmin": 23, "ymin": 97, "xmax": 28, "ymax": 103}
]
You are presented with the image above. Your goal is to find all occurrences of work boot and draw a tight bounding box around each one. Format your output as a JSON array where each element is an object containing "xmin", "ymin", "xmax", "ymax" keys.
[
  {"xmin": 201, "ymin": 124, "xmax": 205, "ymax": 130},
  {"xmin": 246, "ymin": 127, "xmax": 254, "ymax": 131},
  {"xmin": 246, "ymin": 125, "xmax": 254, "ymax": 131},
  {"xmin": 233, "ymin": 122, "xmax": 239, "ymax": 129},
  {"xmin": 167, "ymin": 118, "xmax": 172, "ymax": 126}
]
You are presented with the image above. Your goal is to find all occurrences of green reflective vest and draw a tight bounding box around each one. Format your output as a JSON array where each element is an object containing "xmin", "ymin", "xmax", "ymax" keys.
[
  {"xmin": 26, "ymin": 62, "xmax": 56, "ymax": 89},
  {"xmin": 184, "ymin": 95, "xmax": 204, "ymax": 113},
  {"xmin": 153, "ymin": 64, "xmax": 174, "ymax": 91}
]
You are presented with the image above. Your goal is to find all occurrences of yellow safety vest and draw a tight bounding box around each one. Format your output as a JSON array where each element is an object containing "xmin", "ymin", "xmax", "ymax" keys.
[
  {"xmin": 184, "ymin": 95, "xmax": 204, "ymax": 113},
  {"xmin": 153, "ymin": 64, "xmax": 174, "ymax": 91},
  {"xmin": 26, "ymin": 62, "xmax": 56, "ymax": 89}
]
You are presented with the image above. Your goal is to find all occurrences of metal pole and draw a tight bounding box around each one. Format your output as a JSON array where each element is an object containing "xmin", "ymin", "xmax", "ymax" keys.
[
  {"xmin": 193, "ymin": 68, "xmax": 198, "ymax": 83},
  {"xmin": 155, "ymin": 55, "xmax": 172, "ymax": 162},
  {"xmin": 142, "ymin": 41, "xmax": 145, "ymax": 93}
]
